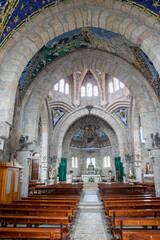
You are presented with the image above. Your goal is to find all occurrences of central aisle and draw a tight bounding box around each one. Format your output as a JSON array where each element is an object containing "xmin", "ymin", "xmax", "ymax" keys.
[{"xmin": 71, "ymin": 183, "xmax": 109, "ymax": 240}]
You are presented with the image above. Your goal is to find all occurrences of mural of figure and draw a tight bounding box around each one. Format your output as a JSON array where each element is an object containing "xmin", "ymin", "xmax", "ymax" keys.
[{"xmin": 49, "ymin": 165, "xmax": 55, "ymax": 180}]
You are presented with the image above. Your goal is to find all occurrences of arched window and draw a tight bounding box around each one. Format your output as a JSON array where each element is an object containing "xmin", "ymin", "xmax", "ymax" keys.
[
  {"xmin": 54, "ymin": 83, "xmax": 58, "ymax": 91},
  {"xmin": 104, "ymin": 156, "xmax": 111, "ymax": 167},
  {"xmin": 87, "ymin": 83, "xmax": 92, "ymax": 97},
  {"xmin": 120, "ymin": 81, "xmax": 124, "ymax": 88},
  {"xmin": 109, "ymin": 82, "xmax": 113, "ymax": 93},
  {"xmin": 72, "ymin": 157, "xmax": 78, "ymax": 168},
  {"xmin": 65, "ymin": 83, "xmax": 69, "ymax": 94},
  {"xmin": 114, "ymin": 78, "xmax": 119, "ymax": 91},
  {"xmin": 93, "ymin": 86, "xmax": 98, "ymax": 96},
  {"xmin": 81, "ymin": 86, "xmax": 85, "ymax": 97},
  {"xmin": 59, "ymin": 79, "xmax": 64, "ymax": 93}
]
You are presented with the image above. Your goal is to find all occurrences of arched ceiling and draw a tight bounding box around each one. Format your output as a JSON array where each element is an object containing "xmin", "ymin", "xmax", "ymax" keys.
[
  {"xmin": 0, "ymin": 0, "xmax": 160, "ymax": 50},
  {"xmin": 18, "ymin": 27, "xmax": 160, "ymax": 102}
]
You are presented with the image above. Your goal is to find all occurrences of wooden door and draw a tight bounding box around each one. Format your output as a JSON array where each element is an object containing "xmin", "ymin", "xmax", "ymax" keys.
[{"xmin": 31, "ymin": 159, "xmax": 39, "ymax": 180}]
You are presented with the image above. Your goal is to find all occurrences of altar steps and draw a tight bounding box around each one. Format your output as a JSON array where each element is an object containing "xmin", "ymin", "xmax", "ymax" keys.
[{"xmin": 83, "ymin": 183, "xmax": 98, "ymax": 190}]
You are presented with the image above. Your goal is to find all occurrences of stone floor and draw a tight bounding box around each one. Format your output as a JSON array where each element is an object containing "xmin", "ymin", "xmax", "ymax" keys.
[{"xmin": 70, "ymin": 184, "xmax": 112, "ymax": 240}]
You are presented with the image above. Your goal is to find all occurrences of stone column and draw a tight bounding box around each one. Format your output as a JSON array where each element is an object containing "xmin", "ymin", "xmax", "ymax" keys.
[
  {"xmin": 150, "ymin": 149, "xmax": 160, "ymax": 196},
  {"xmin": 16, "ymin": 150, "xmax": 32, "ymax": 197}
]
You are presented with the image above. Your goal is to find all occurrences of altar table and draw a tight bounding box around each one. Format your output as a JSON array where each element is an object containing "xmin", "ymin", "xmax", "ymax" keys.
[{"xmin": 82, "ymin": 175, "xmax": 101, "ymax": 183}]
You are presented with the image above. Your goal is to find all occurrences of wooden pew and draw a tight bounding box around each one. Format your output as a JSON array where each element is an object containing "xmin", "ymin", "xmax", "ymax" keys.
[
  {"xmin": 114, "ymin": 217, "xmax": 160, "ymax": 240},
  {"xmin": 0, "ymin": 203, "xmax": 77, "ymax": 215},
  {"xmin": 104, "ymin": 203, "xmax": 160, "ymax": 216},
  {"xmin": 103, "ymin": 199, "xmax": 160, "ymax": 205},
  {"xmin": 15, "ymin": 199, "xmax": 79, "ymax": 204},
  {"xmin": 0, "ymin": 215, "xmax": 70, "ymax": 240},
  {"xmin": 33, "ymin": 183, "xmax": 83, "ymax": 196},
  {"xmin": 0, "ymin": 207, "xmax": 74, "ymax": 220},
  {"xmin": 122, "ymin": 230, "xmax": 160, "ymax": 240},
  {"xmin": 108, "ymin": 209, "xmax": 160, "ymax": 233},
  {"xmin": 0, "ymin": 227, "xmax": 61, "ymax": 240}
]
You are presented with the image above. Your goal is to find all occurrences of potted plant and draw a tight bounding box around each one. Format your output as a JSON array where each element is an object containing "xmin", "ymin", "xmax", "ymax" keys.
[
  {"xmin": 122, "ymin": 173, "xmax": 126, "ymax": 183},
  {"xmin": 108, "ymin": 170, "xmax": 112, "ymax": 175},
  {"xmin": 57, "ymin": 174, "xmax": 60, "ymax": 183},
  {"xmin": 95, "ymin": 166, "xmax": 101, "ymax": 174}
]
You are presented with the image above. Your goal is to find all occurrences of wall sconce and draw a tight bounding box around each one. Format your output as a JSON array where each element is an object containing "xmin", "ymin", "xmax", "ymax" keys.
[{"xmin": 150, "ymin": 132, "xmax": 160, "ymax": 148}]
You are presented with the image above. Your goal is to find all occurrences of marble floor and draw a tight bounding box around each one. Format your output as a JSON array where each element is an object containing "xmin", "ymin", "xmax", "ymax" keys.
[{"xmin": 70, "ymin": 187, "xmax": 112, "ymax": 240}]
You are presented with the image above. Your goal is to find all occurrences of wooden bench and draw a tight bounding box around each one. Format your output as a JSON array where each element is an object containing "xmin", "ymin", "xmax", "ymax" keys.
[
  {"xmin": 107, "ymin": 209, "xmax": 160, "ymax": 234},
  {"xmin": 0, "ymin": 227, "xmax": 61, "ymax": 240},
  {"xmin": 122, "ymin": 229, "xmax": 160, "ymax": 240},
  {"xmin": 1, "ymin": 203, "xmax": 77, "ymax": 212},
  {"xmin": 114, "ymin": 217, "xmax": 160, "ymax": 240},
  {"xmin": 104, "ymin": 203, "xmax": 160, "ymax": 216},
  {"xmin": 103, "ymin": 199, "xmax": 160, "ymax": 206},
  {"xmin": 0, "ymin": 215, "xmax": 70, "ymax": 240}
]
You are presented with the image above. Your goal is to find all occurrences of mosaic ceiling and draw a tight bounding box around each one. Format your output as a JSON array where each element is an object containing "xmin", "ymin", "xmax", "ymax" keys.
[
  {"xmin": 70, "ymin": 128, "xmax": 111, "ymax": 149},
  {"xmin": 18, "ymin": 27, "xmax": 160, "ymax": 102},
  {"xmin": 0, "ymin": 0, "xmax": 160, "ymax": 50}
]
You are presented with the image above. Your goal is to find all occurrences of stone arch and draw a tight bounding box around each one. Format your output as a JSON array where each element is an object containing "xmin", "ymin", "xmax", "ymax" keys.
[
  {"xmin": 20, "ymin": 50, "xmax": 159, "ymax": 138},
  {"xmin": 0, "ymin": 0, "xmax": 160, "ymax": 140},
  {"xmin": 53, "ymin": 107, "xmax": 128, "ymax": 163}
]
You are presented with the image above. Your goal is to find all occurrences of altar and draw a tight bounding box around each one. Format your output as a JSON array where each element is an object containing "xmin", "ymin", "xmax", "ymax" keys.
[{"xmin": 82, "ymin": 174, "xmax": 101, "ymax": 183}]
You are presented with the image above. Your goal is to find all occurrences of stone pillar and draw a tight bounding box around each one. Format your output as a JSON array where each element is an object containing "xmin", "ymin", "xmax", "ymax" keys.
[
  {"xmin": 150, "ymin": 149, "xmax": 160, "ymax": 197},
  {"xmin": 16, "ymin": 150, "xmax": 32, "ymax": 197}
]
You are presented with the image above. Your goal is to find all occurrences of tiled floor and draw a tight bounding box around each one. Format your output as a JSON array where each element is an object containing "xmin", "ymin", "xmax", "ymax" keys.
[{"xmin": 71, "ymin": 188, "xmax": 111, "ymax": 240}]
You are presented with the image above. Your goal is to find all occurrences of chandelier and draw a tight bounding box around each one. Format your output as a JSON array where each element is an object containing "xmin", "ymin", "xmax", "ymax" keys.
[{"xmin": 80, "ymin": 106, "xmax": 100, "ymax": 145}]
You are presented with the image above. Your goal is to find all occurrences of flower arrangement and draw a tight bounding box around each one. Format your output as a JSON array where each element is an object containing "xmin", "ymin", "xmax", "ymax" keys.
[
  {"xmin": 88, "ymin": 176, "xmax": 94, "ymax": 183},
  {"xmin": 95, "ymin": 166, "xmax": 101, "ymax": 173}
]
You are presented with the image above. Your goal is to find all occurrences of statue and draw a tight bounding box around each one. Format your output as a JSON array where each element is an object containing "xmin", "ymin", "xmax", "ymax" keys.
[
  {"xmin": 146, "ymin": 162, "xmax": 151, "ymax": 174},
  {"xmin": 49, "ymin": 165, "xmax": 55, "ymax": 180}
]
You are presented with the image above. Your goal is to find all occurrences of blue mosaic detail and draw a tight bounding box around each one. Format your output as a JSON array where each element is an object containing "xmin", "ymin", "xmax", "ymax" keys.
[
  {"xmin": 1, "ymin": 0, "xmax": 160, "ymax": 51},
  {"xmin": 71, "ymin": 128, "xmax": 111, "ymax": 149},
  {"xmin": 120, "ymin": 0, "xmax": 160, "ymax": 18},
  {"xmin": 51, "ymin": 109, "xmax": 66, "ymax": 131},
  {"xmin": 18, "ymin": 27, "xmax": 160, "ymax": 102},
  {"xmin": 0, "ymin": 0, "xmax": 65, "ymax": 49},
  {"xmin": 115, "ymin": 109, "xmax": 128, "ymax": 128}
]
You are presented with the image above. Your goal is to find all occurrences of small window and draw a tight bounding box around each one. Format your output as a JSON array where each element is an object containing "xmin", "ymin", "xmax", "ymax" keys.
[
  {"xmin": 72, "ymin": 157, "xmax": 78, "ymax": 168},
  {"xmin": 81, "ymin": 86, "xmax": 85, "ymax": 97},
  {"xmin": 109, "ymin": 82, "xmax": 113, "ymax": 93},
  {"xmin": 93, "ymin": 86, "xmax": 98, "ymax": 96},
  {"xmin": 104, "ymin": 156, "xmax": 111, "ymax": 167},
  {"xmin": 54, "ymin": 83, "xmax": 58, "ymax": 91},
  {"xmin": 87, "ymin": 83, "xmax": 92, "ymax": 97},
  {"xmin": 114, "ymin": 78, "xmax": 119, "ymax": 91},
  {"xmin": 120, "ymin": 81, "xmax": 124, "ymax": 88},
  {"xmin": 59, "ymin": 79, "xmax": 64, "ymax": 93},
  {"xmin": 65, "ymin": 83, "xmax": 69, "ymax": 94}
]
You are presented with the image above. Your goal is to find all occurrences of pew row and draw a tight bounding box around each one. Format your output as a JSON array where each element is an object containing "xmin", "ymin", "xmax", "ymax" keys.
[
  {"xmin": 122, "ymin": 230, "xmax": 160, "ymax": 240},
  {"xmin": 113, "ymin": 217, "xmax": 160, "ymax": 240},
  {"xmin": 0, "ymin": 227, "xmax": 61, "ymax": 240},
  {"xmin": 0, "ymin": 215, "xmax": 70, "ymax": 240}
]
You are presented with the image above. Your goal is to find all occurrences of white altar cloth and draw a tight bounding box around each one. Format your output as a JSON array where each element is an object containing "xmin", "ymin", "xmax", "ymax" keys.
[{"xmin": 82, "ymin": 174, "xmax": 101, "ymax": 183}]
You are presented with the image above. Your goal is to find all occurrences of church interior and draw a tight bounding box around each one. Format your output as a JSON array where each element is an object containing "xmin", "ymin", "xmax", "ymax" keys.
[{"xmin": 0, "ymin": 0, "xmax": 160, "ymax": 239}]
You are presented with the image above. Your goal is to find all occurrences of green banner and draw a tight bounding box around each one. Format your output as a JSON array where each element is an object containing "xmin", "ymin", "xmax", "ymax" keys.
[
  {"xmin": 59, "ymin": 158, "xmax": 67, "ymax": 182},
  {"xmin": 115, "ymin": 157, "xmax": 123, "ymax": 182}
]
